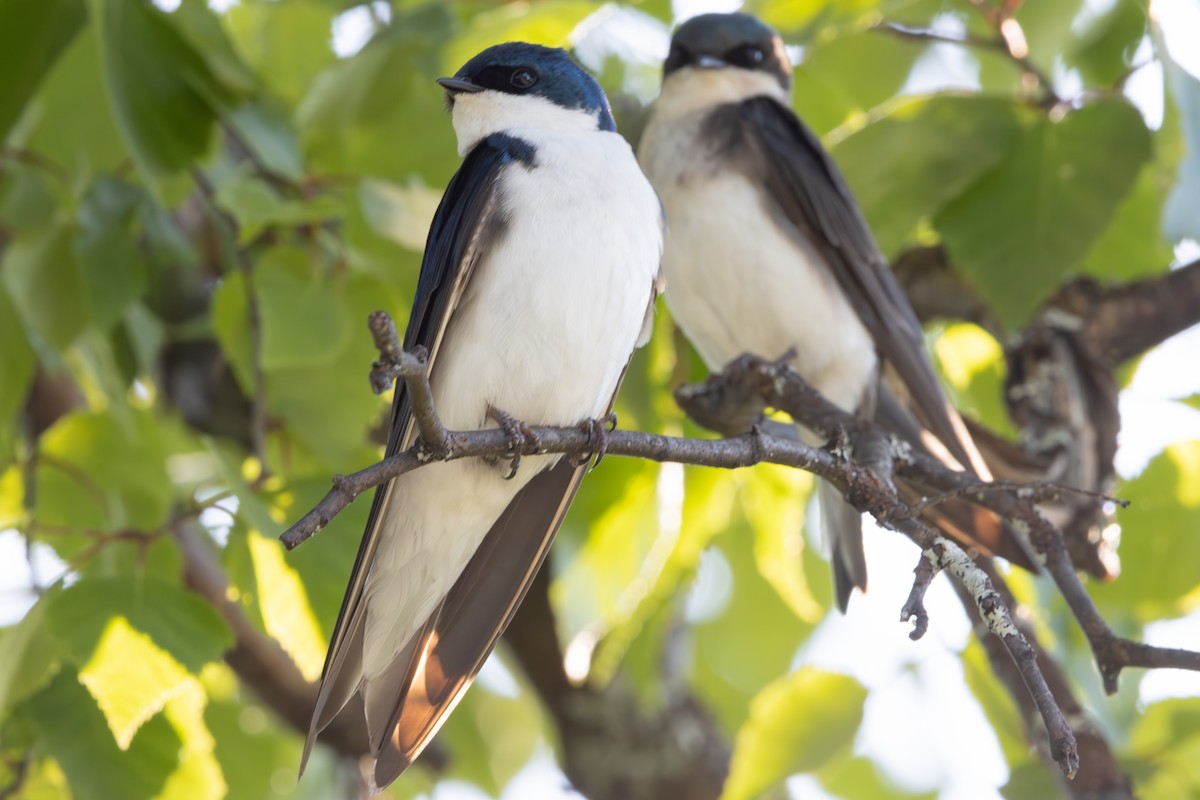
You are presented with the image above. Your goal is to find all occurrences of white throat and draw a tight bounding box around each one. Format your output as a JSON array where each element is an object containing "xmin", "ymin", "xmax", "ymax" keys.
[
  {"xmin": 449, "ymin": 91, "xmax": 605, "ymax": 155},
  {"xmin": 652, "ymin": 66, "xmax": 790, "ymax": 124}
]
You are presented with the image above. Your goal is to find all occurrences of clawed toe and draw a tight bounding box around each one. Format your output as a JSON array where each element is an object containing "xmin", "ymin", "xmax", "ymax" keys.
[
  {"xmin": 487, "ymin": 405, "xmax": 541, "ymax": 479},
  {"xmin": 571, "ymin": 412, "xmax": 617, "ymax": 470}
]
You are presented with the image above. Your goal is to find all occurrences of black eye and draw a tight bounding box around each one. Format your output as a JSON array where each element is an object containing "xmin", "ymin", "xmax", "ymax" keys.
[
  {"xmin": 511, "ymin": 67, "xmax": 538, "ymax": 89},
  {"xmin": 730, "ymin": 44, "xmax": 765, "ymax": 68}
]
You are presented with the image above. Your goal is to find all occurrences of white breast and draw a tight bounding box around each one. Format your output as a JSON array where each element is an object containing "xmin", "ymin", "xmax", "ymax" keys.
[
  {"xmin": 362, "ymin": 124, "xmax": 662, "ymax": 678},
  {"xmin": 639, "ymin": 99, "xmax": 876, "ymax": 412}
]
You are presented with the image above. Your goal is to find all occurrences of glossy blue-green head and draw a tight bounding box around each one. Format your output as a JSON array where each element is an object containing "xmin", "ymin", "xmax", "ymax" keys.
[{"xmin": 439, "ymin": 42, "xmax": 616, "ymax": 132}]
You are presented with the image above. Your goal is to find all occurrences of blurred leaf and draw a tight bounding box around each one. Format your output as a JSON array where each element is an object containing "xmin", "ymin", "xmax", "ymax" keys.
[
  {"xmin": 743, "ymin": 466, "xmax": 823, "ymax": 622},
  {"xmin": 691, "ymin": 519, "xmax": 824, "ymax": 734},
  {"xmin": 47, "ymin": 577, "xmax": 232, "ymax": 676},
  {"xmin": 1179, "ymin": 394, "xmax": 1200, "ymax": 413},
  {"xmin": 960, "ymin": 639, "xmax": 1029, "ymax": 766},
  {"xmin": 1092, "ymin": 442, "xmax": 1200, "ymax": 617},
  {"xmin": 25, "ymin": 670, "xmax": 179, "ymax": 800},
  {"xmin": 247, "ymin": 530, "xmax": 326, "ymax": 681},
  {"xmin": 1012, "ymin": 0, "xmax": 1084, "ymax": 74},
  {"xmin": 932, "ymin": 323, "xmax": 1014, "ymax": 436},
  {"xmin": 999, "ymin": 761, "xmax": 1063, "ymax": 800},
  {"xmin": 226, "ymin": 101, "xmax": 305, "ymax": 182},
  {"xmin": 169, "ymin": 0, "xmax": 258, "ymax": 96},
  {"xmin": 24, "ymin": 27, "xmax": 127, "ymax": 173},
  {"xmin": 155, "ymin": 681, "xmax": 226, "ymax": 800},
  {"xmin": 1160, "ymin": 26, "xmax": 1200, "ymax": 243},
  {"xmin": 359, "ymin": 176, "xmax": 442, "ymax": 252},
  {"xmin": 0, "ymin": 600, "xmax": 59, "ymax": 715},
  {"xmin": 2, "ymin": 222, "xmax": 90, "ymax": 349},
  {"xmin": 444, "ymin": 1, "xmax": 595, "ymax": 73},
  {"xmin": 0, "ymin": 286, "xmax": 36, "ymax": 453},
  {"xmin": 936, "ymin": 101, "xmax": 1151, "ymax": 329},
  {"xmin": 584, "ymin": 465, "xmax": 738, "ymax": 686},
  {"xmin": 89, "ymin": 0, "xmax": 240, "ymax": 179},
  {"xmin": 833, "ymin": 95, "xmax": 1021, "ymax": 257},
  {"xmin": 76, "ymin": 615, "xmax": 195, "ymax": 749},
  {"xmin": 224, "ymin": 0, "xmax": 336, "ymax": 107},
  {"xmin": 298, "ymin": 5, "xmax": 456, "ymax": 180},
  {"xmin": 437, "ymin": 675, "xmax": 544, "ymax": 795},
  {"xmin": 74, "ymin": 176, "xmax": 151, "ymax": 331},
  {"xmin": 1127, "ymin": 698, "xmax": 1200, "ymax": 799},
  {"xmin": 0, "ymin": 0, "xmax": 85, "ymax": 141},
  {"xmin": 35, "ymin": 409, "xmax": 177, "ymax": 538},
  {"xmin": 793, "ymin": 30, "xmax": 925, "ymax": 137},
  {"xmin": 1067, "ymin": 0, "xmax": 1148, "ymax": 86},
  {"xmin": 721, "ymin": 668, "xmax": 867, "ymax": 800},
  {"xmin": 819, "ymin": 755, "xmax": 936, "ymax": 800},
  {"xmin": 298, "ymin": 4, "xmax": 448, "ymax": 131},
  {"xmin": 753, "ymin": 0, "xmax": 909, "ymax": 41},
  {"xmin": 1079, "ymin": 158, "xmax": 1176, "ymax": 281},
  {"xmin": 214, "ymin": 175, "xmax": 343, "ymax": 245}
]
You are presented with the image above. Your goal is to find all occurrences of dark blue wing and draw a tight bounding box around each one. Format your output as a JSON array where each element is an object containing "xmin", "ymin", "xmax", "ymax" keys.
[{"xmin": 302, "ymin": 134, "xmax": 535, "ymax": 769}]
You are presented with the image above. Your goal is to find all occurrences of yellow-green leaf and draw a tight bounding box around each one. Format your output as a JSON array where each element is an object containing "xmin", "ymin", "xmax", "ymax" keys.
[{"xmin": 722, "ymin": 668, "xmax": 867, "ymax": 800}]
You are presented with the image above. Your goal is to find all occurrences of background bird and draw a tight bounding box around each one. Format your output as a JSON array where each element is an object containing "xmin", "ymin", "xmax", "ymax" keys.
[
  {"xmin": 302, "ymin": 42, "xmax": 663, "ymax": 790},
  {"xmin": 638, "ymin": 12, "xmax": 1038, "ymax": 611}
]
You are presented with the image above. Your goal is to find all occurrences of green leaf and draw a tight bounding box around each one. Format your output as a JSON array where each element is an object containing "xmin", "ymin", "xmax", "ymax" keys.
[
  {"xmin": 443, "ymin": 1, "xmax": 596, "ymax": 74},
  {"xmin": 1127, "ymin": 698, "xmax": 1200, "ymax": 799},
  {"xmin": 1092, "ymin": 442, "xmax": 1200, "ymax": 617},
  {"xmin": 1079, "ymin": 159, "xmax": 1176, "ymax": 282},
  {"xmin": 0, "ymin": 0, "xmax": 85, "ymax": 141},
  {"xmin": 24, "ymin": 670, "xmax": 180, "ymax": 800},
  {"xmin": 2, "ymin": 222, "xmax": 90, "ymax": 349},
  {"xmin": 832, "ymin": 95, "xmax": 1021, "ymax": 257},
  {"xmin": 225, "ymin": 0, "xmax": 337, "ymax": 107},
  {"xmin": 791, "ymin": 29, "xmax": 925, "ymax": 137},
  {"xmin": 819, "ymin": 755, "xmax": 936, "ymax": 800},
  {"xmin": 35, "ymin": 408, "xmax": 177, "ymax": 538},
  {"xmin": 935, "ymin": 101, "xmax": 1151, "ymax": 329},
  {"xmin": 214, "ymin": 175, "xmax": 343, "ymax": 245},
  {"xmin": 721, "ymin": 668, "xmax": 867, "ymax": 800},
  {"xmin": 0, "ymin": 600, "xmax": 59, "ymax": 715},
  {"xmin": 932, "ymin": 323, "xmax": 1015, "ymax": 436},
  {"xmin": 76, "ymin": 615, "xmax": 195, "ymax": 749},
  {"xmin": 89, "ymin": 0, "xmax": 239, "ymax": 179},
  {"xmin": 1161, "ymin": 26, "xmax": 1200, "ymax": 243},
  {"xmin": 47, "ymin": 577, "xmax": 233, "ymax": 677},
  {"xmin": 691, "ymin": 521, "xmax": 825, "ymax": 734},
  {"xmin": 743, "ymin": 465, "xmax": 823, "ymax": 622},
  {"xmin": 74, "ymin": 176, "xmax": 150, "ymax": 331},
  {"xmin": 1066, "ymin": 0, "xmax": 1148, "ymax": 86},
  {"xmin": 0, "ymin": 285, "xmax": 36, "ymax": 455},
  {"xmin": 247, "ymin": 530, "xmax": 326, "ymax": 681},
  {"xmin": 23, "ymin": 26, "xmax": 127, "ymax": 173}
]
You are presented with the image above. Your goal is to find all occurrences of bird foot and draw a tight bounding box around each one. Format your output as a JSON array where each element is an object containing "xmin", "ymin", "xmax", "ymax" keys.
[
  {"xmin": 486, "ymin": 405, "xmax": 541, "ymax": 479},
  {"xmin": 570, "ymin": 412, "xmax": 618, "ymax": 470}
]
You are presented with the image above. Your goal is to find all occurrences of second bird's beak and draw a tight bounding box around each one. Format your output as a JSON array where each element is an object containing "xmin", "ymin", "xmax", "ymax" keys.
[
  {"xmin": 693, "ymin": 55, "xmax": 728, "ymax": 69},
  {"xmin": 436, "ymin": 77, "xmax": 484, "ymax": 94}
]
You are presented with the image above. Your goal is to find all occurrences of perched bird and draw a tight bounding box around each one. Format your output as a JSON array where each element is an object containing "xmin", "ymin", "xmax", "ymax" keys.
[
  {"xmin": 638, "ymin": 12, "xmax": 1038, "ymax": 610},
  {"xmin": 302, "ymin": 43, "xmax": 663, "ymax": 789}
]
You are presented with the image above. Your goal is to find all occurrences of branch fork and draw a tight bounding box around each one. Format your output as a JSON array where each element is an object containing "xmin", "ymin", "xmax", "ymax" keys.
[{"xmin": 279, "ymin": 313, "xmax": 1200, "ymax": 784}]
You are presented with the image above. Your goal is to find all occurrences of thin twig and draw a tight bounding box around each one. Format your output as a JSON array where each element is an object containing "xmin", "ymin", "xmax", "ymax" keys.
[
  {"xmin": 900, "ymin": 526, "xmax": 1078, "ymax": 778},
  {"xmin": 911, "ymin": 480, "xmax": 1127, "ymax": 516},
  {"xmin": 875, "ymin": 20, "xmax": 1061, "ymax": 107}
]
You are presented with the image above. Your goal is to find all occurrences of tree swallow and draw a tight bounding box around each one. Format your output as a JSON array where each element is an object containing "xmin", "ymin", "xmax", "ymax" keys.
[
  {"xmin": 638, "ymin": 13, "xmax": 1037, "ymax": 610},
  {"xmin": 302, "ymin": 43, "xmax": 663, "ymax": 788}
]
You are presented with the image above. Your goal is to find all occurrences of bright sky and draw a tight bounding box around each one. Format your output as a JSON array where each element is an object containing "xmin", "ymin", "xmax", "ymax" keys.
[{"xmin": 3, "ymin": 1, "xmax": 1199, "ymax": 799}]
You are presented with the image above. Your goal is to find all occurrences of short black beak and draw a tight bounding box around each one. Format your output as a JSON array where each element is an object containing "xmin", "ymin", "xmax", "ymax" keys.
[
  {"xmin": 436, "ymin": 77, "xmax": 484, "ymax": 94},
  {"xmin": 693, "ymin": 55, "xmax": 727, "ymax": 69}
]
